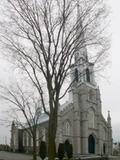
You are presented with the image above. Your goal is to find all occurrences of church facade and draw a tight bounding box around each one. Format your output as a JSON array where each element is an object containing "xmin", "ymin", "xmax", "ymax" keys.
[
  {"xmin": 55, "ymin": 53, "xmax": 113, "ymax": 156},
  {"xmin": 11, "ymin": 52, "xmax": 113, "ymax": 156}
]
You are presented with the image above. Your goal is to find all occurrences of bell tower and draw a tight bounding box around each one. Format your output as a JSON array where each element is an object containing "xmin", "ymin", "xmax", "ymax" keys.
[
  {"xmin": 69, "ymin": 0, "xmax": 96, "ymax": 103},
  {"xmin": 70, "ymin": 0, "xmax": 96, "ymax": 87}
]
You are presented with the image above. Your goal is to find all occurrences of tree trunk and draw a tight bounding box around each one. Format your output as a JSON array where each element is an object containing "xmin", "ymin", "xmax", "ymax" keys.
[
  {"xmin": 33, "ymin": 138, "xmax": 37, "ymax": 160},
  {"xmin": 48, "ymin": 112, "xmax": 57, "ymax": 160}
]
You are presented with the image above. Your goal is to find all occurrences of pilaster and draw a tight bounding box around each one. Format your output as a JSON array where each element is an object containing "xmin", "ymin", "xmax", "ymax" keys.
[
  {"xmin": 73, "ymin": 89, "xmax": 81, "ymax": 155},
  {"xmin": 81, "ymin": 111, "xmax": 88, "ymax": 154}
]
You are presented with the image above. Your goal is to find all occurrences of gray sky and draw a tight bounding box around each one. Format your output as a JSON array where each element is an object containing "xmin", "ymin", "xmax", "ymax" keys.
[
  {"xmin": 0, "ymin": 0, "xmax": 120, "ymax": 144},
  {"xmin": 99, "ymin": 0, "xmax": 120, "ymax": 141}
]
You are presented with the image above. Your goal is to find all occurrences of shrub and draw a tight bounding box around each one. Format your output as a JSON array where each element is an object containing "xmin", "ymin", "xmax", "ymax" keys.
[
  {"xmin": 64, "ymin": 140, "xmax": 70, "ymax": 154},
  {"xmin": 64, "ymin": 140, "xmax": 73, "ymax": 159},
  {"xmin": 39, "ymin": 141, "xmax": 47, "ymax": 160},
  {"xmin": 66, "ymin": 144, "xmax": 73, "ymax": 159},
  {"xmin": 58, "ymin": 143, "xmax": 65, "ymax": 160}
]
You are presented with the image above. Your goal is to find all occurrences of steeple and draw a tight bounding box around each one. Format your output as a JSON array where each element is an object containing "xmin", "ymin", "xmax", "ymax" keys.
[
  {"xmin": 70, "ymin": 0, "xmax": 96, "ymax": 86},
  {"xmin": 107, "ymin": 111, "xmax": 111, "ymax": 127},
  {"xmin": 75, "ymin": 0, "xmax": 88, "ymax": 63}
]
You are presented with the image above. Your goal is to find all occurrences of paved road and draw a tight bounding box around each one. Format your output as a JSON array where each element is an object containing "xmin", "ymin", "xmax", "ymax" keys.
[
  {"xmin": 0, "ymin": 151, "xmax": 41, "ymax": 160},
  {"xmin": 1, "ymin": 152, "xmax": 120, "ymax": 160}
]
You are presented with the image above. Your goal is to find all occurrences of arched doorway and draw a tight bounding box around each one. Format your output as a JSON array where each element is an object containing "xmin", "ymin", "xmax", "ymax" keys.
[
  {"xmin": 103, "ymin": 143, "xmax": 106, "ymax": 154},
  {"xmin": 88, "ymin": 135, "xmax": 95, "ymax": 154}
]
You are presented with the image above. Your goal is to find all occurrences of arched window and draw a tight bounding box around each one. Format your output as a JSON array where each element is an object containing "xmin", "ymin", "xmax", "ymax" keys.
[
  {"xmin": 86, "ymin": 68, "xmax": 90, "ymax": 82},
  {"xmin": 88, "ymin": 108, "xmax": 95, "ymax": 128},
  {"xmin": 28, "ymin": 134, "xmax": 31, "ymax": 146},
  {"xmin": 23, "ymin": 131, "xmax": 27, "ymax": 146},
  {"xmin": 75, "ymin": 68, "xmax": 79, "ymax": 82},
  {"xmin": 65, "ymin": 121, "xmax": 71, "ymax": 136}
]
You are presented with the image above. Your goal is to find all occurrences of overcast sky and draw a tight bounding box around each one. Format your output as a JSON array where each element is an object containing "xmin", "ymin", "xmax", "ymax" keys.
[
  {"xmin": 0, "ymin": 0, "xmax": 120, "ymax": 144},
  {"xmin": 99, "ymin": 0, "xmax": 120, "ymax": 141}
]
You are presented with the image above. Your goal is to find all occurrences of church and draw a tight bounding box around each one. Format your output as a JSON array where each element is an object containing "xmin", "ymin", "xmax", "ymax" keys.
[
  {"xmin": 55, "ymin": 57, "xmax": 113, "ymax": 156},
  {"xmin": 11, "ymin": 45, "xmax": 113, "ymax": 156},
  {"xmin": 10, "ymin": 2, "xmax": 113, "ymax": 156}
]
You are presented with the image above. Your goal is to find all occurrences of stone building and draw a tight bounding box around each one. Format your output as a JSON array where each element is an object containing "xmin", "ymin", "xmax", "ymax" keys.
[
  {"xmin": 10, "ymin": 46, "xmax": 113, "ymax": 155},
  {"xmin": 10, "ymin": 2, "xmax": 112, "ymax": 156},
  {"xmin": 55, "ymin": 50, "xmax": 113, "ymax": 156}
]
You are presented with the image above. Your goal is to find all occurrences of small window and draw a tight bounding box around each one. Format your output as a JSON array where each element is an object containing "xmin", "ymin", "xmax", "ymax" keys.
[
  {"xmin": 86, "ymin": 68, "xmax": 90, "ymax": 82},
  {"xmin": 75, "ymin": 68, "xmax": 79, "ymax": 82}
]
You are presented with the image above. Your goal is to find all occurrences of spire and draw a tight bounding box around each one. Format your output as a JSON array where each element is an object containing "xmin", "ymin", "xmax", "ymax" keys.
[
  {"xmin": 107, "ymin": 111, "xmax": 111, "ymax": 127},
  {"xmin": 70, "ymin": 1, "xmax": 95, "ymax": 85},
  {"xmin": 75, "ymin": 0, "xmax": 88, "ymax": 63}
]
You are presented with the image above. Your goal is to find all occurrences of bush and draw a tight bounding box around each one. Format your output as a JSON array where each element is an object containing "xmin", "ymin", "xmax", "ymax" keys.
[
  {"xmin": 39, "ymin": 141, "xmax": 47, "ymax": 160},
  {"xmin": 58, "ymin": 143, "xmax": 65, "ymax": 160},
  {"xmin": 66, "ymin": 144, "xmax": 73, "ymax": 159},
  {"xmin": 64, "ymin": 140, "xmax": 70, "ymax": 153},
  {"xmin": 64, "ymin": 140, "xmax": 73, "ymax": 159}
]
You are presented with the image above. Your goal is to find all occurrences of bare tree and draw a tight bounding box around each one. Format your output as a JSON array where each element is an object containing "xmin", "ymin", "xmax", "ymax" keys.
[
  {"xmin": 0, "ymin": 83, "xmax": 44, "ymax": 160},
  {"xmin": 0, "ymin": 0, "xmax": 109, "ymax": 159}
]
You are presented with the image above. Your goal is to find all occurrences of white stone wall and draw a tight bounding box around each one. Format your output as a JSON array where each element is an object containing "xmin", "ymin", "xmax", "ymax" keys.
[{"xmin": 11, "ymin": 80, "xmax": 112, "ymax": 156}]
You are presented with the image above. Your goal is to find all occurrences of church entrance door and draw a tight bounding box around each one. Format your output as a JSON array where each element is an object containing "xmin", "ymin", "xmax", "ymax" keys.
[
  {"xmin": 103, "ymin": 143, "xmax": 106, "ymax": 154},
  {"xmin": 88, "ymin": 135, "xmax": 95, "ymax": 154}
]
